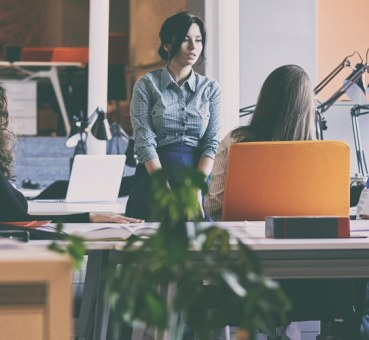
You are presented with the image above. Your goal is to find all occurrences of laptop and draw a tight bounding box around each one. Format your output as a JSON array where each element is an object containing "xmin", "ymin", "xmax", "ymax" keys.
[{"xmin": 35, "ymin": 155, "xmax": 126, "ymax": 203}]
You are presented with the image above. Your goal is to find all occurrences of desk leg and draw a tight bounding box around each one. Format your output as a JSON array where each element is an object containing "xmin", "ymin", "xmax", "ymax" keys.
[
  {"xmin": 74, "ymin": 250, "xmax": 111, "ymax": 340},
  {"xmin": 92, "ymin": 250, "xmax": 111, "ymax": 340},
  {"xmin": 48, "ymin": 66, "xmax": 72, "ymax": 135},
  {"xmin": 23, "ymin": 67, "xmax": 71, "ymax": 135}
]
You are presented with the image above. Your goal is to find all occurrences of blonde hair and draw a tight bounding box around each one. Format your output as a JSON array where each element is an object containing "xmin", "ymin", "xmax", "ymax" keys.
[{"xmin": 233, "ymin": 64, "xmax": 316, "ymax": 142}]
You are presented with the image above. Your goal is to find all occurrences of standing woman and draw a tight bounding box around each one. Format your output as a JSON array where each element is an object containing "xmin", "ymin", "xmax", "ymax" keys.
[{"xmin": 126, "ymin": 11, "xmax": 221, "ymax": 220}]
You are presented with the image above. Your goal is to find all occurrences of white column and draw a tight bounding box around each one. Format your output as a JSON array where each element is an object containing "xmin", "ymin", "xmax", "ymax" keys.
[
  {"xmin": 87, "ymin": 0, "xmax": 110, "ymax": 154},
  {"xmin": 204, "ymin": 0, "xmax": 240, "ymax": 139}
]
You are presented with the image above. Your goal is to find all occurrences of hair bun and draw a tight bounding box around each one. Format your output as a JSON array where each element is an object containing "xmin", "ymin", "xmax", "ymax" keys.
[{"xmin": 158, "ymin": 45, "xmax": 169, "ymax": 60}]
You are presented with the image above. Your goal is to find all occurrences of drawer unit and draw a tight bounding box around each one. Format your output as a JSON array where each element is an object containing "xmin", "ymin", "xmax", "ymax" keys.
[
  {"xmin": 0, "ymin": 247, "xmax": 72, "ymax": 340},
  {"xmin": 2, "ymin": 80, "xmax": 37, "ymax": 135}
]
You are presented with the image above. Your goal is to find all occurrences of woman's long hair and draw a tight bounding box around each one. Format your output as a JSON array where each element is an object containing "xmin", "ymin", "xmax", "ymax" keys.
[
  {"xmin": 0, "ymin": 83, "xmax": 16, "ymax": 180},
  {"xmin": 232, "ymin": 64, "xmax": 316, "ymax": 142}
]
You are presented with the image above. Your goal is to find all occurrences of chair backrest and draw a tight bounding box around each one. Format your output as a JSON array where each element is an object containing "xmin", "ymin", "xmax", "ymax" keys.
[
  {"xmin": 51, "ymin": 47, "xmax": 89, "ymax": 64},
  {"xmin": 222, "ymin": 140, "xmax": 350, "ymax": 221},
  {"xmin": 19, "ymin": 46, "xmax": 89, "ymax": 64}
]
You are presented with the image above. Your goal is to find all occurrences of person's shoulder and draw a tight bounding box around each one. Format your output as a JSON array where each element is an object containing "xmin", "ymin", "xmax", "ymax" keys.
[
  {"xmin": 194, "ymin": 73, "xmax": 221, "ymax": 97},
  {"xmin": 135, "ymin": 69, "xmax": 162, "ymax": 86},
  {"xmin": 221, "ymin": 130, "xmax": 238, "ymax": 147},
  {"xmin": 195, "ymin": 72, "xmax": 220, "ymax": 87},
  {"xmin": 133, "ymin": 69, "xmax": 163, "ymax": 95}
]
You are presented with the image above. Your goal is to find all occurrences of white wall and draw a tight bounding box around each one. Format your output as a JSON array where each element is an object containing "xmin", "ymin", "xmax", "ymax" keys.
[
  {"xmin": 195, "ymin": 0, "xmax": 368, "ymax": 176},
  {"xmin": 238, "ymin": 0, "xmax": 369, "ymax": 176},
  {"xmin": 239, "ymin": 0, "xmax": 317, "ymax": 109},
  {"xmin": 204, "ymin": 0, "xmax": 240, "ymax": 139},
  {"xmin": 188, "ymin": 0, "xmax": 240, "ymax": 139}
]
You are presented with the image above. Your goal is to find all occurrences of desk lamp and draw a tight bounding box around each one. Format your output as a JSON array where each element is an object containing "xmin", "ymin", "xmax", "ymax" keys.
[
  {"xmin": 315, "ymin": 51, "xmax": 369, "ymax": 140},
  {"xmin": 89, "ymin": 107, "xmax": 112, "ymax": 141},
  {"xmin": 106, "ymin": 123, "xmax": 137, "ymax": 167},
  {"xmin": 351, "ymin": 104, "xmax": 369, "ymax": 177},
  {"xmin": 66, "ymin": 107, "xmax": 112, "ymax": 156},
  {"xmin": 238, "ymin": 55, "xmax": 355, "ymax": 120},
  {"xmin": 314, "ymin": 54, "xmax": 353, "ymax": 95},
  {"xmin": 346, "ymin": 49, "xmax": 369, "ymax": 104},
  {"xmin": 346, "ymin": 65, "xmax": 368, "ymax": 177},
  {"xmin": 345, "ymin": 64, "xmax": 367, "ymax": 103},
  {"xmin": 239, "ymin": 104, "xmax": 256, "ymax": 118}
]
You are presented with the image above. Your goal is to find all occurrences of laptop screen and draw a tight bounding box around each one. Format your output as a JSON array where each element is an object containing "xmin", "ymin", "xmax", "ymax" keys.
[{"xmin": 66, "ymin": 154, "xmax": 126, "ymax": 202}]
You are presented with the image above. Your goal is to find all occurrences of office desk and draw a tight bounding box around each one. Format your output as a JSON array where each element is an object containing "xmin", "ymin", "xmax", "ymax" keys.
[
  {"xmin": 35, "ymin": 219, "xmax": 369, "ymax": 340},
  {"xmin": 0, "ymin": 61, "xmax": 84, "ymax": 135},
  {"xmin": 27, "ymin": 196, "xmax": 127, "ymax": 215},
  {"xmin": 222, "ymin": 220, "xmax": 369, "ymax": 279},
  {"xmin": 58, "ymin": 219, "xmax": 369, "ymax": 279}
]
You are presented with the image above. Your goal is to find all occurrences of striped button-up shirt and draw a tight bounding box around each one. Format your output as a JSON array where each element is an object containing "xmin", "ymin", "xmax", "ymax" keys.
[{"xmin": 130, "ymin": 67, "xmax": 221, "ymax": 164}]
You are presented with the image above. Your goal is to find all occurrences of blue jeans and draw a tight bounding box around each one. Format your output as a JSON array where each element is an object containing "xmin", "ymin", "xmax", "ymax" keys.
[{"xmin": 126, "ymin": 144, "xmax": 202, "ymax": 221}]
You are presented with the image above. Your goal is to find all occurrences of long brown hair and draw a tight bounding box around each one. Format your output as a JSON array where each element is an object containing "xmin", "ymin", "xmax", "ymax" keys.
[
  {"xmin": 232, "ymin": 64, "xmax": 316, "ymax": 142},
  {"xmin": 0, "ymin": 83, "xmax": 15, "ymax": 180}
]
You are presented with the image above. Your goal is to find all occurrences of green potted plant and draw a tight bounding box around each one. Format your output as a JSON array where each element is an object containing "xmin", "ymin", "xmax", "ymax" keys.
[{"xmin": 104, "ymin": 167, "xmax": 291, "ymax": 339}]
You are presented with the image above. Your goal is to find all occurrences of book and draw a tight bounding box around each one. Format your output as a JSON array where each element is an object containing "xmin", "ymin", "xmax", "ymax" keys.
[
  {"xmin": 72, "ymin": 223, "xmax": 159, "ymax": 241},
  {"xmin": 265, "ymin": 216, "xmax": 350, "ymax": 239},
  {"xmin": 0, "ymin": 220, "xmax": 51, "ymax": 228}
]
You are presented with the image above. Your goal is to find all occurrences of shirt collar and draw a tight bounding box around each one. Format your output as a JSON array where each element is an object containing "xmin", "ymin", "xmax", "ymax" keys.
[
  {"xmin": 185, "ymin": 70, "xmax": 196, "ymax": 92},
  {"xmin": 160, "ymin": 67, "xmax": 196, "ymax": 92},
  {"xmin": 160, "ymin": 67, "xmax": 174, "ymax": 90}
]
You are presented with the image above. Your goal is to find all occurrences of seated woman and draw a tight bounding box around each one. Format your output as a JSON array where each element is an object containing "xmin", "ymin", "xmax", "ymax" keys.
[
  {"xmin": 0, "ymin": 82, "xmax": 141, "ymax": 224},
  {"xmin": 204, "ymin": 65, "xmax": 362, "ymax": 338},
  {"xmin": 205, "ymin": 64, "xmax": 316, "ymax": 221}
]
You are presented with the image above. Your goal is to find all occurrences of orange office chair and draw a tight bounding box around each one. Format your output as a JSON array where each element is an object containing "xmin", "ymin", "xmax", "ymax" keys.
[{"xmin": 222, "ymin": 140, "xmax": 350, "ymax": 221}]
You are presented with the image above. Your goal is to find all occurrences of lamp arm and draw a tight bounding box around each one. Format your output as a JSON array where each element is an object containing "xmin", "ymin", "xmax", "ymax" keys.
[
  {"xmin": 239, "ymin": 104, "xmax": 256, "ymax": 118},
  {"xmin": 314, "ymin": 57, "xmax": 350, "ymax": 95},
  {"xmin": 86, "ymin": 108, "xmax": 99, "ymax": 125},
  {"xmin": 316, "ymin": 63, "xmax": 368, "ymax": 115}
]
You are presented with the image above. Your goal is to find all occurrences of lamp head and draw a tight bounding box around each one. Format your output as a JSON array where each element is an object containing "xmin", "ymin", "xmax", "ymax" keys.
[
  {"xmin": 89, "ymin": 107, "xmax": 112, "ymax": 141},
  {"xmin": 344, "ymin": 63, "xmax": 368, "ymax": 103},
  {"xmin": 66, "ymin": 110, "xmax": 87, "ymax": 148},
  {"xmin": 66, "ymin": 133, "xmax": 82, "ymax": 148}
]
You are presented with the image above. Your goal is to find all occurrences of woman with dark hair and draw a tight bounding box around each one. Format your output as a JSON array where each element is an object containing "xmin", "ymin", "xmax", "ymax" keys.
[
  {"xmin": 126, "ymin": 11, "xmax": 221, "ymax": 220},
  {"xmin": 205, "ymin": 64, "xmax": 316, "ymax": 221},
  {"xmin": 0, "ymin": 82, "xmax": 142, "ymax": 224},
  {"xmin": 205, "ymin": 65, "xmax": 363, "ymax": 338}
]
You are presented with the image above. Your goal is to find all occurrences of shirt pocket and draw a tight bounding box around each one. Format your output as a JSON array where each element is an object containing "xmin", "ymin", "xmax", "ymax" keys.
[
  {"xmin": 151, "ymin": 102, "xmax": 167, "ymax": 117},
  {"xmin": 151, "ymin": 102, "xmax": 180, "ymax": 135},
  {"xmin": 189, "ymin": 101, "xmax": 210, "ymax": 121},
  {"xmin": 151, "ymin": 101, "xmax": 179, "ymax": 117}
]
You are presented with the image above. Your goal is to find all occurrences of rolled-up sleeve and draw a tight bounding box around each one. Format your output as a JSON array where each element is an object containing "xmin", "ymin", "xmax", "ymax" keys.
[
  {"xmin": 200, "ymin": 80, "xmax": 221, "ymax": 159},
  {"xmin": 204, "ymin": 132, "xmax": 234, "ymax": 221},
  {"xmin": 130, "ymin": 77, "xmax": 159, "ymax": 163}
]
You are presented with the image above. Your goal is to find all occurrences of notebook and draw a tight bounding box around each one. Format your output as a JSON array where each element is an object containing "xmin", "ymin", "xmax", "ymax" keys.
[{"xmin": 35, "ymin": 155, "xmax": 126, "ymax": 203}]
